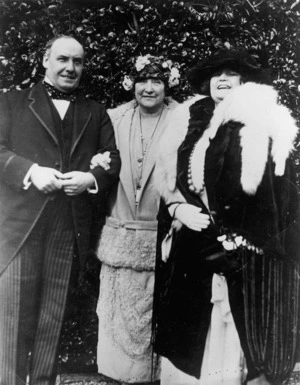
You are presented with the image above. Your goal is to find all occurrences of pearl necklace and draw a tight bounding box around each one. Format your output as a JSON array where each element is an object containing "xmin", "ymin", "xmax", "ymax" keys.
[
  {"xmin": 187, "ymin": 142, "xmax": 205, "ymax": 194},
  {"xmin": 187, "ymin": 119, "xmax": 217, "ymax": 194}
]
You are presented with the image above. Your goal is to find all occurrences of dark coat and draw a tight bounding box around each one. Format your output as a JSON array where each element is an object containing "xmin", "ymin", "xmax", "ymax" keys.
[
  {"xmin": 153, "ymin": 89, "xmax": 300, "ymax": 382},
  {"xmin": 0, "ymin": 81, "xmax": 121, "ymax": 274}
]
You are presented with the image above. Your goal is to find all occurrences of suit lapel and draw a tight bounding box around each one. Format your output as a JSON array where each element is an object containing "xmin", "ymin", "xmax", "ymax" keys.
[
  {"xmin": 29, "ymin": 83, "xmax": 92, "ymax": 155},
  {"xmin": 28, "ymin": 82, "xmax": 59, "ymax": 145},
  {"xmin": 70, "ymin": 98, "xmax": 91, "ymax": 157}
]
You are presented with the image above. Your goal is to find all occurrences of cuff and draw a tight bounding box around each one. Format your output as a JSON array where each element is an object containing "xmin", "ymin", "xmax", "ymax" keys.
[
  {"xmin": 87, "ymin": 174, "xmax": 98, "ymax": 194},
  {"xmin": 168, "ymin": 202, "xmax": 185, "ymax": 218},
  {"xmin": 23, "ymin": 163, "xmax": 38, "ymax": 190}
]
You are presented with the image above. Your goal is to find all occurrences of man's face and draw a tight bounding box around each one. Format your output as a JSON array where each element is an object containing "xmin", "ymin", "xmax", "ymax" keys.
[{"xmin": 43, "ymin": 37, "xmax": 84, "ymax": 93}]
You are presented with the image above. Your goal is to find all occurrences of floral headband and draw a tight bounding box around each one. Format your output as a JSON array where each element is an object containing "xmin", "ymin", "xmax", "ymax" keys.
[{"xmin": 122, "ymin": 54, "xmax": 181, "ymax": 91}]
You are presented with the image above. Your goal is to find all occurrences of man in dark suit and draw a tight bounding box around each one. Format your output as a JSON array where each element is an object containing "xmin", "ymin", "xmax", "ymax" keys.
[{"xmin": 0, "ymin": 35, "xmax": 120, "ymax": 385}]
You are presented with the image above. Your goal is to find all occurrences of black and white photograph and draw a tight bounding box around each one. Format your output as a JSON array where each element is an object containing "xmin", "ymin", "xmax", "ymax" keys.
[{"xmin": 0, "ymin": 1, "xmax": 299, "ymax": 384}]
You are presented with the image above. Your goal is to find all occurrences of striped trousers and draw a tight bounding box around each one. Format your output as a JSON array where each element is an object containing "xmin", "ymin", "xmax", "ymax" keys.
[{"xmin": 0, "ymin": 197, "xmax": 75, "ymax": 385}]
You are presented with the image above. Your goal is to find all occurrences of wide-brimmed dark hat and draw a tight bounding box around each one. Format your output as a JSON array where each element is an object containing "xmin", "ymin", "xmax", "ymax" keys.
[{"xmin": 187, "ymin": 48, "xmax": 271, "ymax": 94}]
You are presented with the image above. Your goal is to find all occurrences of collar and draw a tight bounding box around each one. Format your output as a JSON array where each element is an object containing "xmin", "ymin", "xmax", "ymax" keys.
[{"xmin": 43, "ymin": 77, "xmax": 78, "ymax": 102}]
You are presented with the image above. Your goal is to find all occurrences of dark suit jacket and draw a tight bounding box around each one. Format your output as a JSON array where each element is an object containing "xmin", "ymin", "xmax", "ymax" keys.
[{"xmin": 0, "ymin": 81, "xmax": 121, "ymax": 274}]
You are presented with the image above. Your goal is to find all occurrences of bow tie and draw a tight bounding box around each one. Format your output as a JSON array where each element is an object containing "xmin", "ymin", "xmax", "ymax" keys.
[{"xmin": 43, "ymin": 82, "xmax": 78, "ymax": 102}]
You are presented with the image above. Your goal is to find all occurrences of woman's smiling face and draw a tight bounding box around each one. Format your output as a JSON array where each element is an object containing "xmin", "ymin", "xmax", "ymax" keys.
[
  {"xmin": 210, "ymin": 68, "xmax": 242, "ymax": 105},
  {"xmin": 134, "ymin": 78, "xmax": 165, "ymax": 113}
]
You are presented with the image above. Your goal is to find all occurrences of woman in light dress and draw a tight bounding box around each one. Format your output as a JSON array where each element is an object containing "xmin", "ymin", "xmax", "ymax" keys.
[{"xmin": 90, "ymin": 55, "xmax": 180, "ymax": 383}]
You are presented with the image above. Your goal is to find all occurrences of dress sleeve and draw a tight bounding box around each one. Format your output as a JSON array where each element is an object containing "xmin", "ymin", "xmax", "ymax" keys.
[{"xmin": 89, "ymin": 106, "xmax": 121, "ymax": 194}]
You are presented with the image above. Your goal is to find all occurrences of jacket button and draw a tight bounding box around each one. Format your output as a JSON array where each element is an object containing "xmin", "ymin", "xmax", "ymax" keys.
[{"xmin": 54, "ymin": 162, "xmax": 60, "ymax": 169}]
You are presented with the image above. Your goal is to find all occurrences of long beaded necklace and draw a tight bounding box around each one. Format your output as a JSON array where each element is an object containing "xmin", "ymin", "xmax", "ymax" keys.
[
  {"xmin": 139, "ymin": 108, "xmax": 163, "ymax": 158},
  {"xmin": 187, "ymin": 142, "xmax": 204, "ymax": 194},
  {"xmin": 135, "ymin": 107, "xmax": 164, "ymax": 205},
  {"xmin": 187, "ymin": 117, "xmax": 219, "ymax": 194}
]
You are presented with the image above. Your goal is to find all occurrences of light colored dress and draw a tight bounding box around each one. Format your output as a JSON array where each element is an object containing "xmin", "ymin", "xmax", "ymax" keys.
[
  {"xmin": 161, "ymin": 275, "xmax": 246, "ymax": 385},
  {"xmin": 96, "ymin": 99, "xmax": 178, "ymax": 383}
]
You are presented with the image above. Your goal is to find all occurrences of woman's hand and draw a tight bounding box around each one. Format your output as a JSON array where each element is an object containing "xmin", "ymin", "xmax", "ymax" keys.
[
  {"xmin": 174, "ymin": 203, "xmax": 210, "ymax": 232},
  {"xmin": 90, "ymin": 151, "xmax": 111, "ymax": 171}
]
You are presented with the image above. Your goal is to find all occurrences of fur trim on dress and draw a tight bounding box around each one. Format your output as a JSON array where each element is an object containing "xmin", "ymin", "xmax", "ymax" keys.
[
  {"xmin": 155, "ymin": 95, "xmax": 206, "ymax": 203},
  {"xmin": 203, "ymin": 82, "xmax": 298, "ymax": 195},
  {"xmin": 98, "ymin": 222, "xmax": 157, "ymax": 271},
  {"xmin": 157, "ymin": 83, "xmax": 298, "ymax": 201}
]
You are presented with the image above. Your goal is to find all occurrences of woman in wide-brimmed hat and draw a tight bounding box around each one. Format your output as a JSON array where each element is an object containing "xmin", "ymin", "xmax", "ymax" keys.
[{"xmin": 152, "ymin": 48, "xmax": 300, "ymax": 385}]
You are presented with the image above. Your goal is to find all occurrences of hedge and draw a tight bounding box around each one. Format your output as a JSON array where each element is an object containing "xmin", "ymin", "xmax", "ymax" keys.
[
  {"xmin": 0, "ymin": 0, "xmax": 299, "ymax": 373},
  {"xmin": 0, "ymin": 0, "xmax": 299, "ymax": 109}
]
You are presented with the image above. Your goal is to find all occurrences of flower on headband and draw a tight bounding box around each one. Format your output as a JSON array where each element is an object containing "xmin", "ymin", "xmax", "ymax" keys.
[
  {"xmin": 122, "ymin": 75, "xmax": 133, "ymax": 91},
  {"xmin": 169, "ymin": 67, "xmax": 180, "ymax": 87},
  {"xmin": 162, "ymin": 60, "xmax": 173, "ymax": 70},
  {"xmin": 122, "ymin": 54, "xmax": 181, "ymax": 91},
  {"xmin": 135, "ymin": 55, "xmax": 151, "ymax": 72}
]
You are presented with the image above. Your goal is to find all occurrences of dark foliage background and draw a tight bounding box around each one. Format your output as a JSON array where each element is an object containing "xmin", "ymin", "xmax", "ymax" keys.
[{"xmin": 0, "ymin": 0, "xmax": 299, "ymax": 374}]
